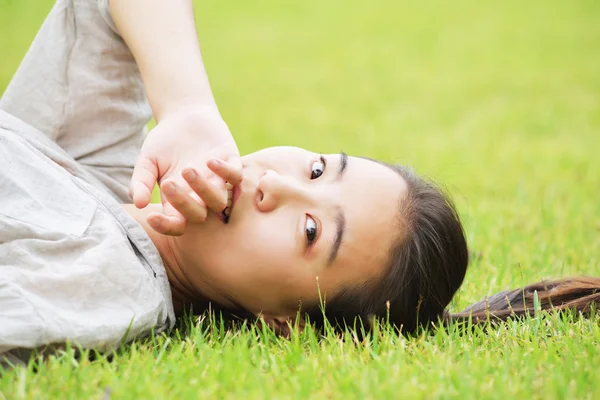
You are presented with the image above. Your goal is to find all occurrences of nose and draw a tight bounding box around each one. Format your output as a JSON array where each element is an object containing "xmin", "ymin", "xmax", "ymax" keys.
[{"xmin": 256, "ymin": 170, "xmax": 312, "ymax": 212}]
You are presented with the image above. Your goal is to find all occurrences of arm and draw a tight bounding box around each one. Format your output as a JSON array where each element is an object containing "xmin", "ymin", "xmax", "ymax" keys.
[{"xmin": 109, "ymin": 0, "xmax": 216, "ymax": 120}]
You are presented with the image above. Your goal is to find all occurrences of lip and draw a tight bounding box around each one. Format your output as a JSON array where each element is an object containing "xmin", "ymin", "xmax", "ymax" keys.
[
  {"xmin": 217, "ymin": 183, "xmax": 242, "ymax": 224},
  {"xmin": 230, "ymin": 183, "xmax": 242, "ymax": 216}
]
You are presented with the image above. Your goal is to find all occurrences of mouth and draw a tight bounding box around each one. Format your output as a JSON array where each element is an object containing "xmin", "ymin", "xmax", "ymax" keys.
[{"xmin": 221, "ymin": 182, "xmax": 241, "ymax": 224}]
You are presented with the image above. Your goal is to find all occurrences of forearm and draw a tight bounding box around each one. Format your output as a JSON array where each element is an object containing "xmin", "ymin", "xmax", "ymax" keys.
[{"xmin": 109, "ymin": 0, "xmax": 217, "ymax": 121}]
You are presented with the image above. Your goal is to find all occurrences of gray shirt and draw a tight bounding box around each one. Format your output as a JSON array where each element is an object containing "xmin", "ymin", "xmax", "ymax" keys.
[{"xmin": 0, "ymin": 0, "xmax": 175, "ymax": 365}]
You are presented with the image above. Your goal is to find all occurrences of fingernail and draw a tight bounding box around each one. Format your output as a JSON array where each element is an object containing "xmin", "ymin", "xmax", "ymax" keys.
[
  {"xmin": 163, "ymin": 182, "xmax": 175, "ymax": 195},
  {"xmin": 208, "ymin": 159, "xmax": 221, "ymax": 168},
  {"xmin": 183, "ymin": 169, "xmax": 197, "ymax": 182},
  {"xmin": 148, "ymin": 218, "xmax": 160, "ymax": 229}
]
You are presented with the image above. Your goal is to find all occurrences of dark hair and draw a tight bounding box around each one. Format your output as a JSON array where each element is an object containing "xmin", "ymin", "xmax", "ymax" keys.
[
  {"xmin": 206, "ymin": 163, "xmax": 599, "ymax": 335},
  {"xmin": 447, "ymin": 277, "xmax": 600, "ymax": 325}
]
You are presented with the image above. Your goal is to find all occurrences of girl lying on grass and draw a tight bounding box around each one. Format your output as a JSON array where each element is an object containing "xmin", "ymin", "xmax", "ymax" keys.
[{"xmin": 0, "ymin": 0, "xmax": 598, "ymax": 365}]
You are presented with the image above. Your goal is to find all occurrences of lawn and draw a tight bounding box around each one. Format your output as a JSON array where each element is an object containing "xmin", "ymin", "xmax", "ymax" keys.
[{"xmin": 1, "ymin": 0, "xmax": 599, "ymax": 398}]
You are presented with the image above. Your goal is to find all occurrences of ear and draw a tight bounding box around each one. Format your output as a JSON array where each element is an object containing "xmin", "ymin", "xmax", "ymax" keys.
[{"xmin": 260, "ymin": 315, "xmax": 305, "ymax": 338}]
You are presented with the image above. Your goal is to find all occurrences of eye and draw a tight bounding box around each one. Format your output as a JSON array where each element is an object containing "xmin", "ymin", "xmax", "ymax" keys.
[
  {"xmin": 310, "ymin": 156, "xmax": 326, "ymax": 179},
  {"xmin": 305, "ymin": 215, "xmax": 318, "ymax": 247}
]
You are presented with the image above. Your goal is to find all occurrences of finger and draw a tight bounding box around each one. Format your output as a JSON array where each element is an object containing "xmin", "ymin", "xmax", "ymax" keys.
[
  {"xmin": 147, "ymin": 211, "xmax": 186, "ymax": 236},
  {"xmin": 130, "ymin": 157, "xmax": 158, "ymax": 208},
  {"xmin": 206, "ymin": 157, "xmax": 243, "ymax": 185},
  {"xmin": 181, "ymin": 168, "xmax": 227, "ymax": 213},
  {"xmin": 155, "ymin": 195, "xmax": 187, "ymax": 235},
  {"xmin": 160, "ymin": 180, "xmax": 208, "ymax": 224}
]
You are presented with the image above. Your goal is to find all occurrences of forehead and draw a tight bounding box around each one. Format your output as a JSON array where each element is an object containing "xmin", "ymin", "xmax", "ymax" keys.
[{"xmin": 327, "ymin": 156, "xmax": 407, "ymax": 286}]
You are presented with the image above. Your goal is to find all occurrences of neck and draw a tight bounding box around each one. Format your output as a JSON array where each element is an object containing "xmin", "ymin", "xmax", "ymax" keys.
[{"xmin": 122, "ymin": 204, "xmax": 207, "ymax": 314}]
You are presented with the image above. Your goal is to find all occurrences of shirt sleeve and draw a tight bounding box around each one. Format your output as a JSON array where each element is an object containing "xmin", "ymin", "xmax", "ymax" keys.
[
  {"xmin": 0, "ymin": 0, "xmax": 152, "ymax": 202},
  {"xmin": 96, "ymin": 0, "xmax": 120, "ymax": 36}
]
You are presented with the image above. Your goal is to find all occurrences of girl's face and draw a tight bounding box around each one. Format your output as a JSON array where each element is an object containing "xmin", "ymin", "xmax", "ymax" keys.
[{"xmin": 175, "ymin": 147, "xmax": 407, "ymax": 318}]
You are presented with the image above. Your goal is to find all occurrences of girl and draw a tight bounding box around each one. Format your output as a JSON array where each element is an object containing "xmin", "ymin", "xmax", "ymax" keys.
[{"xmin": 1, "ymin": 0, "xmax": 597, "ymax": 365}]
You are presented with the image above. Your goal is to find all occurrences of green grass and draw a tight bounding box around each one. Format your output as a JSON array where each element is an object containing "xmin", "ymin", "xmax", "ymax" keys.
[{"xmin": 1, "ymin": 0, "xmax": 599, "ymax": 398}]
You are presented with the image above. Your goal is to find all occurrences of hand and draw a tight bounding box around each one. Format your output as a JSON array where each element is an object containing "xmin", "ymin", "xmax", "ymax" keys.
[
  {"xmin": 130, "ymin": 105, "xmax": 242, "ymax": 235},
  {"xmin": 147, "ymin": 157, "xmax": 241, "ymax": 234}
]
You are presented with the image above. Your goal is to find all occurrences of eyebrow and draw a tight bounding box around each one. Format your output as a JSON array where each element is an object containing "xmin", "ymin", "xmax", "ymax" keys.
[
  {"xmin": 337, "ymin": 151, "xmax": 348, "ymax": 180},
  {"xmin": 327, "ymin": 208, "xmax": 346, "ymax": 266},
  {"xmin": 327, "ymin": 152, "xmax": 349, "ymax": 266}
]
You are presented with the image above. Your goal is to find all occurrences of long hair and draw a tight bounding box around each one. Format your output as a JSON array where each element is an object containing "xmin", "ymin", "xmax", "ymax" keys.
[
  {"xmin": 446, "ymin": 277, "xmax": 600, "ymax": 325},
  {"xmin": 302, "ymin": 163, "xmax": 599, "ymax": 334}
]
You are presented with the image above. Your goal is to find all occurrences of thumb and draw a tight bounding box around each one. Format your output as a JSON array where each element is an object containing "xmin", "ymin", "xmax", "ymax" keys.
[{"xmin": 130, "ymin": 156, "xmax": 159, "ymax": 209}]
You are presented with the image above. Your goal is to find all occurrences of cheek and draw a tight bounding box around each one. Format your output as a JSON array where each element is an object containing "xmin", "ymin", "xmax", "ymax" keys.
[
  {"xmin": 224, "ymin": 214, "xmax": 296, "ymax": 276},
  {"xmin": 240, "ymin": 218, "xmax": 322, "ymax": 294}
]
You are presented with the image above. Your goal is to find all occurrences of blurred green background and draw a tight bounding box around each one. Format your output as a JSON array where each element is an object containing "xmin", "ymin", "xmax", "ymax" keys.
[
  {"xmin": 2, "ymin": 1, "xmax": 600, "ymax": 398},
  {"xmin": 1, "ymin": 0, "xmax": 599, "ymax": 307}
]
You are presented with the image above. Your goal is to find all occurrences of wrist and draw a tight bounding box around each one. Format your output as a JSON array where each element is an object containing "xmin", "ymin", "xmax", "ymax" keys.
[
  {"xmin": 154, "ymin": 96, "xmax": 219, "ymax": 123},
  {"xmin": 158, "ymin": 103, "xmax": 233, "ymax": 140}
]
